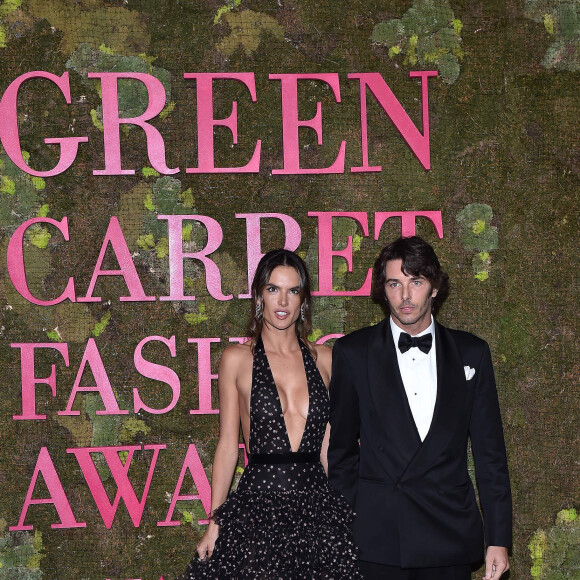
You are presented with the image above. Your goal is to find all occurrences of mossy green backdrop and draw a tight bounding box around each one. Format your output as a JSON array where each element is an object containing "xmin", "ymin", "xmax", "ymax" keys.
[{"xmin": 0, "ymin": 1, "xmax": 578, "ymax": 579}]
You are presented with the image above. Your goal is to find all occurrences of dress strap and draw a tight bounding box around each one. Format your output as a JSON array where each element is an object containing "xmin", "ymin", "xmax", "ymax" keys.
[
  {"xmin": 248, "ymin": 452, "xmax": 320, "ymax": 465},
  {"xmin": 253, "ymin": 335, "xmax": 264, "ymax": 354}
]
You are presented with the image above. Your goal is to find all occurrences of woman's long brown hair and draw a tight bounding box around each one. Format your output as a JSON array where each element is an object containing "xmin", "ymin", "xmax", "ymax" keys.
[{"xmin": 247, "ymin": 249, "xmax": 316, "ymax": 358}]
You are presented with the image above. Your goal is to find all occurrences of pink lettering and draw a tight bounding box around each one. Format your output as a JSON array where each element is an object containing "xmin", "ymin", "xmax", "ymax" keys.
[
  {"xmin": 158, "ymin": 444, "xmax": 211, "ymax": 527},
  {"xmin": 309, "ymin": 212, "xmax": 372, "ymax": 296},
  {"xmin": 90, "ymin": 72, "xmax": 177, "ymax": 175},
  {"xmin": 229, "ymin": 337, "xmax": 251, "ymax": 344},
  {"xmin": 349, "ymin": 71, "xmax": 438, "ymax": 172},
  {"xmin": 133, "ymin": 336, "xmax": 180, "ymax": 414},
  {"xmin": 159, "ymin": 215, "xmax": 231, "ymax": 301},
  {"xmin": 0, "ymin": 72, "xmax": 88, "ymax": 177},
  {"xmin": 69, "ymin": 445, "xmax": 165, "ymax": 528},
  {"xmin": 185, "ymin": 73, "xmax": 261, "ymax": 173},
  {"xmin": 270, "ymin": 73, "xmax": 346, "ymax": 174},
  {"xmin": 12, "ymin": 342, "xmax": 70, "ymax": 420},
  {"xmin": 235, "ymin": 213, "xmax": 302, "ymax": 298},
  {"xmin": 7, "ymin": 217, "xmax": 76, "ymax": 305},
  {"xmin": 315, "ymin": 334, "xmax": 344, "ymax": 344},
  {"xmin": 188, "ymin": 338, "xmax": 220, "ymax": 415},
  {"xmin": 239, "ymin": 442, "xmax": 249, "ymax": 467},
  {"xmin": 78, "ymin": 217, "xmax": 155, "ymax": 303},
  {"xmin": 59, "ymin": 338, "xmax": 128, "ymax": 416},
  {"xmin": 10, "ymin": 447, "xmax": 85, "ymax": 530},
  {"xmin": 374, "ymin": 211, "xmax": 443, "ymax": 239}
]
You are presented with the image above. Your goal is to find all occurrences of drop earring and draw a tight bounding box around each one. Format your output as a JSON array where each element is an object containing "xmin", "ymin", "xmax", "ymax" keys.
[
  {"xmin": 300, "ymin": 304, "xmax": 305, "ymax": 321},
  {"xmin": 256, "ymin": 301, "xmax": 262, "ymax": 318}
]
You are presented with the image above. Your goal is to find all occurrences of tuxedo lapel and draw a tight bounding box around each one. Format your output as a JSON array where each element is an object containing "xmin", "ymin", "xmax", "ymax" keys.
[
  {"xmin": 367, "ymin": 319, "xmax": 422, "ymax": 475},
  {"xmin": 401, "ymin": 322, "xmax": 467, "ymax": 481}
]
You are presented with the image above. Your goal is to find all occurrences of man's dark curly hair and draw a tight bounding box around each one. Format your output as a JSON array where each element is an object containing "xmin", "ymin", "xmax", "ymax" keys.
[{"xmin": 372, "ymin": 236, "xmax": 449, "ymax": 315}]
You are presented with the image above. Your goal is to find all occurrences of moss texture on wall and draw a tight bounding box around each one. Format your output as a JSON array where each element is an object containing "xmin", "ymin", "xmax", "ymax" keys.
[{"xmin": 0, "ymin": 1, "xmax": 578, "ymax": 578}]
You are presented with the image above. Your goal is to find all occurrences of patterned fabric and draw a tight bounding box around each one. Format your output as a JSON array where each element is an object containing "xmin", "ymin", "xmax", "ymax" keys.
[
  {"xmin": 181, "ymin": 336, "xmax": 362, "ymax": 579},
  {"xmin": 249, "ymin": 335, "xmax": 328, "ymax": 456}
]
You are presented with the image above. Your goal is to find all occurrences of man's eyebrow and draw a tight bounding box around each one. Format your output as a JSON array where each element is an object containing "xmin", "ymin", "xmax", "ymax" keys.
[{"xmin": 385, "ymin": 275, "xmax": 424, "ymax": 282}]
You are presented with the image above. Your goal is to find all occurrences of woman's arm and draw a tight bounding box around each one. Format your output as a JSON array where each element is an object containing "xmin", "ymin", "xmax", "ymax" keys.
[{"xmin": 196, "ymin": 347, "xmax": 243, "ymax": 559}]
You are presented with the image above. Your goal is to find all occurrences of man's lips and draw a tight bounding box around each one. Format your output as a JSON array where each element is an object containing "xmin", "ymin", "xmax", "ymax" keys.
[{"xmin": 398, "ymin": 305, "xmax": 415, "ymax": 314}]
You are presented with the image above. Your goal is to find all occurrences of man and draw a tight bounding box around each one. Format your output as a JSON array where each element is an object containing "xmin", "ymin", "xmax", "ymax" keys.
[{"xmin": 328, "ymin": 236, "xmax": 512, "ymax": 580}]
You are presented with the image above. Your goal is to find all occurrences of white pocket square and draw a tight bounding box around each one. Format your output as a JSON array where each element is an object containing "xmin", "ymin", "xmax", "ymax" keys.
[{"xmin": 464, "ymin": 366, "xmax": 476, "ymax": 380}]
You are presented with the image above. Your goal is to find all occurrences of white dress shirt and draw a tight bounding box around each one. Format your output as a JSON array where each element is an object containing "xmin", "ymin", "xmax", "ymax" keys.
[{"xmin": 390, "ymin": 316, "xmax": 437, "ymax": 441}]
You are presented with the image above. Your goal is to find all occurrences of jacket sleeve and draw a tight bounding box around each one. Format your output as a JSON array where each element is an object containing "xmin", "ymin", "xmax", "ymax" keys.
[
  {"xmin": 469, "ymin": 342, "xmax": 513, "ymax": 548},
  {"xmin": 328, "ymin": 338, "xmax": 360, "ymax": 507}
]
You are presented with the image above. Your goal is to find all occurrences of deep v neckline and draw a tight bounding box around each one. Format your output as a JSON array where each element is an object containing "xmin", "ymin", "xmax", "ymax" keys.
[{"xmin": 260, "ymin": 338, "xmax": 311, "ymax": 453}]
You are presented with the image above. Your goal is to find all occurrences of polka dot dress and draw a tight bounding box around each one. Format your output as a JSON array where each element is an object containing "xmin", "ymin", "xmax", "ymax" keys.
[{"xmin": 180, "ymin": 336, "xmax": 362, "ymax": 579}]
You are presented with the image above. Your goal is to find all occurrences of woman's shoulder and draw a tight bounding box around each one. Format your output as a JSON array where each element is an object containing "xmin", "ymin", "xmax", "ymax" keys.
[
  {"xmin": 313, "ymin": 342, "xmax": 332, "ymax": 361},
  {"xmin": 219, "ymin": 341, "xmax": 253, "ymax": 369},
  {"xmin": 313, "ymin": 343, "xmax": 332, "ymax": 376}
]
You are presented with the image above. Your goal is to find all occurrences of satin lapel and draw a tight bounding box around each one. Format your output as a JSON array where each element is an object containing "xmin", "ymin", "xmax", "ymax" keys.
[
  {"xmin": 402, "ymin": 322, "xmax": 466, "ymax": 481},
  {"xmin": 367, "ymin": 319, "xmax": 422, "ymax": 470}
]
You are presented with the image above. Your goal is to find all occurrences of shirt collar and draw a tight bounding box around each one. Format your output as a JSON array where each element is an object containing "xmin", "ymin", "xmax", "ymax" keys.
[{"xmin": 390, "ymin": 315, "xmax": 435, "ymax": 343}]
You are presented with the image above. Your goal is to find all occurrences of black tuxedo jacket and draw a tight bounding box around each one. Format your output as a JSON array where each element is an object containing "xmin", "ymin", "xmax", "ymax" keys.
[{"xmin": 328, "ymin": 318, "xmax": 512, "ymax": 568}]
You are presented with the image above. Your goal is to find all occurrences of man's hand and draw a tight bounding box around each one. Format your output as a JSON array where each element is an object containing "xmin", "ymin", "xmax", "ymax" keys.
[{"xmin": 484, "ymin": 546, "xmax": 510, "ymax": 579}]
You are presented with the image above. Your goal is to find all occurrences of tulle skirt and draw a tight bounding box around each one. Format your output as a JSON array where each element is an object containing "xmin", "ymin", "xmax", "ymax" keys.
[{"xmin": 180, "ymin": 481, "xmax": 362, "ymax": 579}]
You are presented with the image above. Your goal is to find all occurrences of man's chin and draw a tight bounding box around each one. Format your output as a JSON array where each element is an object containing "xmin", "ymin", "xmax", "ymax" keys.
[
  {"xmin": 391, "ymin": 311, "xmax": 431, "ymax": 330},
  {"xmin": 397, "ymin": 318, "xmax": 419, "ymax": 327},
  {"xmin": 391, "ymin": 312, "xmax": 419, "ymax": 326}
]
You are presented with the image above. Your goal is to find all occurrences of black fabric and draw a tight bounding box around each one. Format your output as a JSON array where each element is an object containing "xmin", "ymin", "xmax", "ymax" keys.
[
  {"xmin": 182, "ymin": 336, "xmax": 362, "ymax": 579},
  {"xmin": 397, "ymin": 332, "xmax": 433, "ymax": 354},
  {"xmin": 248, "ymin": 452, "xmax": 320, "ymax": 464},
  {"xmin": 328, "ymin": 319, "xmax": 512, "ymax": 568},
  {"xmin": 359, "ymin": 560, "xmax": 472, "ymax": 580}
]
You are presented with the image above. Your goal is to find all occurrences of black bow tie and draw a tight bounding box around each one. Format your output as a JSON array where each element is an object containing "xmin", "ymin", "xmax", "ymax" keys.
[{"xmin": 398, "ymin": 332, "xmax": 433, "ymax": 354}]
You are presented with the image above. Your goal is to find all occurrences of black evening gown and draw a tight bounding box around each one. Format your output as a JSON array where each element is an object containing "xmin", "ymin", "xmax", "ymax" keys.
[{"xmin": 180, "ymin": 336, "xmax": 362, "ymax": 579}]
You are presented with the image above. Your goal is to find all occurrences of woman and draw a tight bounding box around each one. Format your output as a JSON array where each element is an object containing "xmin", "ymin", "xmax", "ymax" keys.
[{"xmin": 181, "ymin": 249, "xmax": 361, "ymax": 578}]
